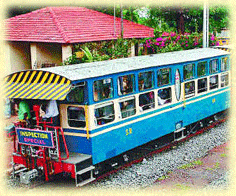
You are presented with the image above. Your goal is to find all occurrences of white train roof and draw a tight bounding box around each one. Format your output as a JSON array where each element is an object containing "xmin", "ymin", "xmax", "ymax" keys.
[{"xmin": 40, "ymin": 48, "xmax": 229, "ymax": 81}]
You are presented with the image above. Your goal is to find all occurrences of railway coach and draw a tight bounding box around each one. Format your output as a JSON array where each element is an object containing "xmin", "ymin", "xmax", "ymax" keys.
[{"xmin": 4, "ymin": 48, "xmax": 230, "ymax": 186}]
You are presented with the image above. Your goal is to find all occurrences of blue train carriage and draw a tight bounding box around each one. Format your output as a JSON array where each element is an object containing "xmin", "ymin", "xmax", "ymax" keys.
[{"xmin": 4, "ymin": 48, "xmax": 230, "ymax": 186}]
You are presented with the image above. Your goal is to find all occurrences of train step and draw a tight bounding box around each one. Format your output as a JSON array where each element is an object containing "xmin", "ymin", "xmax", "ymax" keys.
[{"xmin": 75, "ymin": 165, "xmax": 95, "ymax": 187}]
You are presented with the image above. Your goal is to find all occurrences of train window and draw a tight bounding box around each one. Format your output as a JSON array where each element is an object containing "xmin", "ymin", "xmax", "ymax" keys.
[
  {"xmin": 138, "ymin": 71, "xmax": 154, "ymax": 91},
  {"xmin": 157, "ymin": 68, "xmax": 171, "ymax": 86},
  {"xmin": 183, "ymin": 64, "xmax": 194, "ymax": 80},
  {"xmin": 118, "ymin": 74, "xmax": 135, "ymax": 95},
  {"xmin": 210, "ymin": 75, "xmax": 219, "ymax": 90},
  {"xmin": 197, "ymin": 61, "xmax": 207, "ymax": 77},
  {"xmin": 66, "ymin": 82, "xmax": 85, "ymax": 103},
  {"xmin": 209, "ymin": 59, "xmax": 219, "ymax": 74},
  {"xmin": 197, "ymin": 78, "xmax": 207, "ymax": 93},
  {"xmin": 119, "ymin": 97, "xmax": 136, "ymax": 118},
  {"xmin": 67, "ymin": 106, "xmax": 85, "ymax": 128},
  {"xmin": 94, "ymin": 103, "xmax": 115, "ymax": 126},
  {"xmin": 139, "ymin": 91, "xmax": 155, "ymax": 111},
  {"xmin": 158, "ymin": 87, "xmax": 172, "ymax": 105},
  {"xmin": 221, "ymin": 57, "xmax": 229, "ymax": 71},
  {"xmin": 184, "ymin": 81, "xmax": 195, "ymax": 98},
  {"xmin": 93, "ymin": 78, "xmax": 113, "ymax": 102},
  {"xmin": 221, "ymin": 73, "xmax": 229, "ymax": 87}
]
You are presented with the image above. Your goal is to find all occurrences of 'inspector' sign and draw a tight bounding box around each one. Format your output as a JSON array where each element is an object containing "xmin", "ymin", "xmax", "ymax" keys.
[{"xmin": 16, "ymin": 128, "xmax": 54, "ymax": 148}]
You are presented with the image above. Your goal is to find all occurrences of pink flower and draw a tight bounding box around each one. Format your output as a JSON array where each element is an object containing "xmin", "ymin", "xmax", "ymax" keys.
[
  {"xmin": 161, "ymin": 42, "xmax": 165, "ymax": 47},
  {"xmin": 185, "ymin": 41, "xmax": 188, "ymax": 43},
  {"xmin": 176, "ymin": 35, "xmax": 181, "ymax": 41},
  {"xmin": 162, "ymin": 32, "xmax": 169, "ymax": 37},
  {"xmin": 170, "ymin": 32, "xmax": 176, "ymax": 37},
  {"xmin": 186, "ymin": 44, "xmax": 189, "ymax": 47},
  {"xmin": 211, "ymin": 34, "xmax": 215, "ymax": 41},
  {"xmin": 163, "ymin": 38, "xmax": 167, "ymax": 42},
  {"xmin": 212, "ymin": 43, "xmax": 215, "ymax": 46},
  {"xmin": 155, "ymin": 42, "xmax": 160, "ymax": 46},
  {"xmin": 156, "ymin": 37, "xmax": 163, "ymax": 42},
  {"xmin": 216, "ymin": 41, "xmax": 219, "ymax": 46}
]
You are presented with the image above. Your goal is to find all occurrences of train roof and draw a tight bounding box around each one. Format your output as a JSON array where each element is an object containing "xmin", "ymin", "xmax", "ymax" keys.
[{"xmin": 40, "ymin": 48, "xmax": 229, "ymax": 81}]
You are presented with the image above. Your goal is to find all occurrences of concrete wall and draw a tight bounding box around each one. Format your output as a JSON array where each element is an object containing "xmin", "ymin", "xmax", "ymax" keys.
[
  {"xmin": 31, "ymin": 42, "xmax": 62, "ymax": 69},
  {"xmin": 5, "ymin": 41, "xmax": 31, "ymax": 74}
]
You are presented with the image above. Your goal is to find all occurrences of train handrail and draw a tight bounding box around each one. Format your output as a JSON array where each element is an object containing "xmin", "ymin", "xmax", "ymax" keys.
[{"xmin": 46, "ymin": 125, "xmax": 69, "ymax": 161}]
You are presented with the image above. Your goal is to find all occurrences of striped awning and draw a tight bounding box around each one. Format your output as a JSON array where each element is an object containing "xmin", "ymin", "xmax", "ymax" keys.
[{"xmin": 4, "ymin": 70, "xmax": 72, "ymax": 100}]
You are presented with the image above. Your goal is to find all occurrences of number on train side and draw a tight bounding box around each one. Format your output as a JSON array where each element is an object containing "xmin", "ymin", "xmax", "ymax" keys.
[{"xmin": 126, "ymin": 128, "xmax": 132, "ymax": 136}]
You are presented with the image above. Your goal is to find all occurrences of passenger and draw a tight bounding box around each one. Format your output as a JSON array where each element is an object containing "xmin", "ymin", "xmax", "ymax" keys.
[
  {"xmin": 16, "ymin": 99, "xmax": 31, "ymax": 121},
  {"xmin": 41, "ymin": 100, "xmax": 60, "ymax": 126},
  {"xmin": 158, "ymin": 96, "xmax": 165, "ymax": 105}
]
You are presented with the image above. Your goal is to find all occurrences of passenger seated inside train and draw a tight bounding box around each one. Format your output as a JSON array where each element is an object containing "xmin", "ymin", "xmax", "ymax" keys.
[
  {"xmin": 94, "ymin": 104, "xmax": 115, "ymax": 126},
  {"xmin": 41, "ymin": 100, "xmax": 60, "ymax": 126},
  {"xmin": 158, "ymin": 88, "xmax": 171, "ymax": 105},
  {"xmin": 118, "ymin": 75, "xmax": 134, "ymax": 95},
  {"xmin": 139, "ymin": 91, "xmax": 155, "ymax": 111},
  {"xmin": 120, "ymin": 100, "xmax": 135, "ymax": 118}
]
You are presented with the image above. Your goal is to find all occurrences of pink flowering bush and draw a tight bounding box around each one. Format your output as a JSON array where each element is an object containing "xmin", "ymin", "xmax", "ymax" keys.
[{"xmin": 143, "ymin": 32, "xmax": 218, "ymax": 54}]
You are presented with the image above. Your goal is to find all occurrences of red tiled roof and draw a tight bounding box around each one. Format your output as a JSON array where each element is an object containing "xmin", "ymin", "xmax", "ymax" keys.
[{"xmin": 5, "ymin": 7, "xmax": 154, "ymax": 43}]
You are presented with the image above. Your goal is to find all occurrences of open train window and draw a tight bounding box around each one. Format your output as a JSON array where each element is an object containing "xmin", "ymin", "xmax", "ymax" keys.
[
  {"xmin": 158, "ymin": 87, "xmax": 172, "ymax": 105},
  {"xmin": 221, "ymin": 73, "xmax": 229, "ymax": 87},
  {"xmin": 209, "ymin": 59, "xmax": 218, "ymax": 74},
  {"xmin": 198, "ymin": 78, "xmax": 207, "ymax": 93},
  {"xmin": 157, "ymin": 68, "xmax": 171, "ymax": 86},
  {"xmin": 183, "ymin": 64, "xmax": 194, "ymax": 80},
  {"xmin": 210, "ymin": 75, "xmax": 219, "ymax": 90},
  {"xmin": 139, "ymin": 91, "xmax": 155, "ymax": 111},
  {"xmin": 197, "ymin": 61, "xmax": 207, "ymax": 77},
  {"xmin": 184, "ymin": 81, "xmax": 195, "ymax": 98},
  {"xmin": 118, "ymin": 74, "xmax": 135, "ymax": 96},
  {"xmin": 138, "ymin": 71, "xmax": 154, "ymax": 91},
  {"xmin": 66, "ymin": 82, "xmax": 85, "ymax": 103},
  {"xmin": 67, "ymin": 106, "xmax": 85, "ymax": 128},
  {"xmin": 119, "ymin": 96, "xmax": 136, "ymax": 119},
  {"xmin": 94, "ymin": 102, "xmax": 115, "ymax": 126},
  {"xmin": 93, "ymin": 78, "xmax": 113, "ymax": 102},
  {"xmin": 221, "ymin": 57, "xmax": 229, "ymax": 71}
]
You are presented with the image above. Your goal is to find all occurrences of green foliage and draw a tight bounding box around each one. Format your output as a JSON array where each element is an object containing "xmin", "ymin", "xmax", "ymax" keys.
[
  {"xmin": 157, "ymin": 175, "xmax": 170, "ymax": 181},
  {"xmin": 178, "ymin": 160, "xmax": 203, "ymax": 169}
]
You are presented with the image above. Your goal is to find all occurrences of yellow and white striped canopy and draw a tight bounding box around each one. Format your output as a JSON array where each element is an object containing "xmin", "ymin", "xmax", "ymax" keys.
[{"xmin": 4, "ymin": 70, "xmax": 72, "ymax": 100}]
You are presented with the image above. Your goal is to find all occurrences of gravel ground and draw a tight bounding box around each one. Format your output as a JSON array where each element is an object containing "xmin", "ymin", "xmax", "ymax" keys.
[{"xmin": 89, "ymin": 121, "xmax": 229, "ymax": 190}]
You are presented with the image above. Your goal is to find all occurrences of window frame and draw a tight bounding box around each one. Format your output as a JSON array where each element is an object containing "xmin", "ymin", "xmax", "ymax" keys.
[
  {"xmin": 197, "ymin": 77, "xmax": 208, "ymax": 94},
  {"xmin": 66, "ymin": 82, "xmax": 86, "ymax": 103},
  {"xmin": 93, "ymin": 78, "xmax": 114, "ymax": 102},
  {"xmin": 67, "ymin": 106, "xmax": 86, "ymax": 128},
  {"xmin": 157, "ymin": 87, "xmax": 172, "ymax": 106},
  {"xmin": 183, "ymin": 63, "xmax": 195, "ymax": 81},
  {"xmin": 209, "ymin": 59, "xmax": 219, "ymax": 74},
  {"xmin": 184, "ymin": 80, "xmax": 195, "ymax": 99},
  {"xmin": 138, "ymin": 71, "xmax": 154, "ymax": 92},
  {"xmin": 221, "ymin": 57, "xmax": 229, "ymax": 71},
  {"xmin": 197, "ymin": 61, "xmax": 207, "ymax": 77},
  {"xmin": 117, "ymin": 74, "xmax": 135, "ymax": 96},
  {"xmin": 209, "ymin": 74, "xmax": 219, "ymax": 90},
  {"xmin": 118, "ymin": 96, "xmax": 136, "ymax": 119},
  {"xmin": 221, "ymin": 72, "xmax": 229, "ymax": 88},
  {"xmin": 157, "ymin": 68, "xmax": 171, "ymax": 87},
  {"xmin": 139, "ymin": 91, "xmax": 155, "ymax": 112},
  {"xmin": 94, "ymin": 102, "xmax": 115, "ymax": 126}
]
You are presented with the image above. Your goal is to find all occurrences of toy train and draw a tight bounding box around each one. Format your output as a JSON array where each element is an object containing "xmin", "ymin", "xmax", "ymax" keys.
[{"xmin": 4, "ymin": 48, "xmax": 230, "ymax": 186}]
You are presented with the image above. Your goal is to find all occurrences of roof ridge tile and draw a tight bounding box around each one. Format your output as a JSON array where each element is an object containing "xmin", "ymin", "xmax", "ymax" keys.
[{"xmin": 47, "ymin": 7, "xmax": 70, "ymax": 43}]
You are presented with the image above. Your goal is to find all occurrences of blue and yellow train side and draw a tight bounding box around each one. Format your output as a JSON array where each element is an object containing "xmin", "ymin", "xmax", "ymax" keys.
[{"xmin": 4, "ymin": 48, "xmax": 230, "ymax": 186}]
